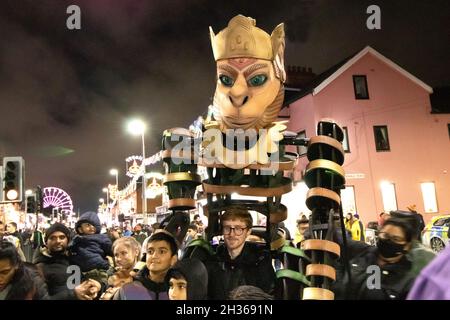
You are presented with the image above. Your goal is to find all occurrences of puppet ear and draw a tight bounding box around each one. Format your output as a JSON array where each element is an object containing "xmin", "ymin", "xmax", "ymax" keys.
[
  {"xmin": 271, "ymin": 23, "xmax": 286, "ymax": 82},
  {"xmin": 209, "ymin": 26, "xmax": 216, "ymax": 43},
  {"xmin": 209, "ymin": 26, "xmax": 219, "ymax": 61},
  {"xmin": 271, "ymin": 23, "xmax": 285, "ymax": 57}
]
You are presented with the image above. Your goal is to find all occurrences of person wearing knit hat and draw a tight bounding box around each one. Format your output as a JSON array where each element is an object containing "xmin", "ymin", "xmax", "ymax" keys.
[
  {"xmin": 33, "ymin": 222, "xmax": 103, "ymax": 300},
  {"xmin": 45, "ymin": 222, "xmax": 72, "ymax": 244}
]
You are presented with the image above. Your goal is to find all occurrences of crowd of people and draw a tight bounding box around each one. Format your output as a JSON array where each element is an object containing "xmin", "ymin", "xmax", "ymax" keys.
[{"xmin": 0, "ymin": 206, "xmax": 448, "ymax": 300}]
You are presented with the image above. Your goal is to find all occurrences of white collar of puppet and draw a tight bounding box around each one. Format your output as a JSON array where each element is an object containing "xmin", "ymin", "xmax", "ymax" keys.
[{"xmin": 200, "ymin": 121, "xmax": 287, "ymax": 169}]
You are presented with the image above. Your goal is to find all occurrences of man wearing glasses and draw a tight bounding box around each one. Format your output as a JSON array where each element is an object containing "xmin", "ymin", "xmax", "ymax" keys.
[{"xmin": 206, "ymin": 206, "xmax": 275, "ymax": 300}]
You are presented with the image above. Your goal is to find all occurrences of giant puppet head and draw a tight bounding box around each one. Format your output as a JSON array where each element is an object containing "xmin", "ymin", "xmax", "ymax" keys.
[{"xmin": 209, "ymin": 15, "xmax": 286, "ymax": 132}]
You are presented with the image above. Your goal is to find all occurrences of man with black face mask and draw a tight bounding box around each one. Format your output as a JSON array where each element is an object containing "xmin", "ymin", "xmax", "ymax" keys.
[
  {"xmin": 333, "ymin": 217, "xmax": 419, "ymax": 300},
  {"xmin": 389, "ymin": 210, "xmax": 435, "ymax": 277}
]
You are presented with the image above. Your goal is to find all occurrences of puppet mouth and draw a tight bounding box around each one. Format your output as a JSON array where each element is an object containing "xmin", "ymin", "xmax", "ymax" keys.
[{"xmin": 224, "ymin": 116, "xmax": 257, "ymax": 127}]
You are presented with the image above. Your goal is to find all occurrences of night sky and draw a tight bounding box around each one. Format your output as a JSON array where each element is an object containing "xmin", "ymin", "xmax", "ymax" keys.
[{"xmin": 1, "ymin": 0, "xmax": 449, "ymax": 212}]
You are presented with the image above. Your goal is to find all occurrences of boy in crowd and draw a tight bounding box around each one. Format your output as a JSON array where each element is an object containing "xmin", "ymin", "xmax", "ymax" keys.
[{"xmin": 116, "ymin": 231, "xmax": 178, "ymax": 300}]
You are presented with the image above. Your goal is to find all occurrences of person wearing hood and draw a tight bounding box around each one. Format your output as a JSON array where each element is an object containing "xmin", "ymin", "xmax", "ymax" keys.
[
  {"xmin": 165, "ymin": 258, "xmax": 208, "ymax": 300},
  {"xmin": 333, "ymin": 217, "xmax": 419, "ymax": 300},
  {"xmin": 70, "ymin": 211, "xmax": 113, "ymax": 288}
]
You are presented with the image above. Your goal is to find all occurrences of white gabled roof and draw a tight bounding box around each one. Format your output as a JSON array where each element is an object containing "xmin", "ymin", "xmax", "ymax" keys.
[{"xmin": 312, "ymin": 46, "xmax": 433, "ymax": 95}]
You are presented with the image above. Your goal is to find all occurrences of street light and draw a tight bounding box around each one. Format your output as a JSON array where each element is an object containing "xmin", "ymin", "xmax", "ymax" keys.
[
  {"xmin": 109, "ymin": 168, "xmax": 120, "ymax": 216},
  {"xmin": 127, "ymin": 118, "xmax": 147, "ymax": 224},
  {"xmin": 110, "ymin": 169, "xmax": 119, "ymax": 186},
  {"xmin": 102, "ymin": 187, "xmax": 109, "ymax": 208},
  {"xmin": 98, "ymin": 198, "xmax": 105, "ymax": 215}
]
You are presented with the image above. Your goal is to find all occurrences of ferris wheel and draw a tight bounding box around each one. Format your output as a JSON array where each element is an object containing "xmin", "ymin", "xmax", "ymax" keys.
[{"xmin": 42, "ymin": 187, "xmax": 74, "ymax": 215}]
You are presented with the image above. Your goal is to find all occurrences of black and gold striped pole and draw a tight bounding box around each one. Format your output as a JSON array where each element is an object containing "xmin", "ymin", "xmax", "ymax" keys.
[{"xmin": 301, "ymin": 120, "xmax": 346, "ymax": 300}]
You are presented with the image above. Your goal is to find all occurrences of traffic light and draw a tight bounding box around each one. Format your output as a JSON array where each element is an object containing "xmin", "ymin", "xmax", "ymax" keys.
[
  {"xmin": 2, "ymin": 157, "xmax": 24, "ymax": 202},
  {"xmin": 26, "ymin": 192, "xmax": 37, "ymax": 213},
  {"xmin": 35, "ymin": 185, "xmax": 44, "ymax": 214}
]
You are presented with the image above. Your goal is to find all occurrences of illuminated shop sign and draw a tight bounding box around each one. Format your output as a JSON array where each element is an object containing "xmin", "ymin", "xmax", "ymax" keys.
[{"xmin": 125, "ymin": 155, "xmax": 143, "ymax": 178}]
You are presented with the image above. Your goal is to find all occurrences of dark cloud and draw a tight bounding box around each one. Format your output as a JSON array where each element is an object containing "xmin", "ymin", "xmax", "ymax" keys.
[{"xmin": 1, "ymin": 0, "xmax": 449, "ymax": 212}]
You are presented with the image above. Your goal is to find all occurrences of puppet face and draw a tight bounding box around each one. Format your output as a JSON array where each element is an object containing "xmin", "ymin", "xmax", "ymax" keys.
[{"xmin": 212, "ymin": 58, "xmax": 283, "ymax": 132}]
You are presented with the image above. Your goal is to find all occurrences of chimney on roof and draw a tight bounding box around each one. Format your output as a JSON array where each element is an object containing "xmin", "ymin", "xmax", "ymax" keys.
[{"xmin": 285, "ymin": 65, "xmax": 316, "ymax": 89}]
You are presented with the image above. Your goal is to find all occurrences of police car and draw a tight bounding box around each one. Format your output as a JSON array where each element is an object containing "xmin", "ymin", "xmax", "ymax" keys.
[{"xmin": 422, "ymin": 214, "xmax": 450, "ymax": 252}]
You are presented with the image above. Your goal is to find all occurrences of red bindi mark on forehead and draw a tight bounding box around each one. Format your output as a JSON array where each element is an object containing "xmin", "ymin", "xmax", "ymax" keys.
[{"xmin": 228, "ymin": 58, "xmax": 257, "ymax": 70}]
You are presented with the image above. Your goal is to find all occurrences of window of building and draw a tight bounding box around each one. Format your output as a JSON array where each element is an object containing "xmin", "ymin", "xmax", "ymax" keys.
[
  {"xmin": 342, "ymin": 127, "xmax": 350, "ymax": 153},
  {"xmin": 353, "ymin": 75, "xmax": 369, "ymax": 99},
  {"xmin": 421, "ymin": 182, "xmax": 438, "ymax": 213},
  {"xmin": 297, "ymin": 130, "xmax": 307, "ymax": 156},
  {"xmin": 373, "ymin": 125, "xmax": 390, "ymax": 151},
  {"xmin": 341, "ymin": 185, "xmax": 357, "ymax": 214},
  {"xmin": 380, "ymin": 181, "xmax": 398, "ymax": 212}
]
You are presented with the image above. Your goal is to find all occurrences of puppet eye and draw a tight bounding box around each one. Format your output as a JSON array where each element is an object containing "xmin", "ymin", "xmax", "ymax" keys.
[
  {"xmin": 219, "ymin": 75, "xmax": 234, "ymax": 87},
  {"xmin": 248, "ymin": 74, "xmax": 267, "ymax": 87}
]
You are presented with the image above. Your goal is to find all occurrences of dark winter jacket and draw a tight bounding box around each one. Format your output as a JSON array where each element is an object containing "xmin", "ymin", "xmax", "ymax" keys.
[
  {"xmin": 70, "ymin": 211, "xmax": 112, "ymax": 272},
  {"xmin": 166, "ymin": 258, "xmax": 208, "ymax": 300},
  {"xmin": 333, "ymin": 245, "xmax": 416, "ymax": 300},
  {"xmin": 70, "ymin": 234, "xmax": 112, "ymax": 272},
  {"xmin": 206, "ymin": 242, "xmax": 276, "ymax": 300},
  {"xmin": 115, "ymin": 267, "xmax": 169, "ymax": 300},
  {"xmin": 26, "ymin": 263, "xmax": 49, "ymax": 300},
  {"xmin": 33, "ymin": 248, "xmax": 77, "ymax": 300}
]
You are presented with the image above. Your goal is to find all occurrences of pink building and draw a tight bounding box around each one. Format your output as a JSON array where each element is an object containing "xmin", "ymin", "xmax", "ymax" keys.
[{"xmin": 282, "ymin": 46, "xmax": 450, "ymax": 224}]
